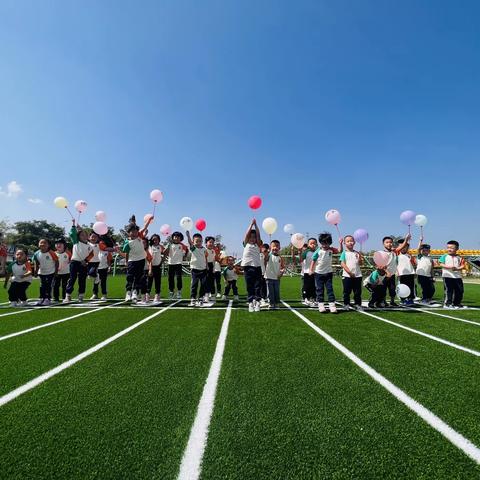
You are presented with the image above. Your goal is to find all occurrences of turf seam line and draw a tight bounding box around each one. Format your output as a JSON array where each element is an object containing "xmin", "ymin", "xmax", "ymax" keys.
[
  {"xmin": 415, "ymin": 308, "xmax": 480, "ymax": 327},
  {"xmin": 0, "ymin": 301, "xmax": 180, "ymax": 408},
  {"xmin": 0, "ymin": 301, "xmax": 126, "ymax": 342},
  {"xmin": 282, "ymin": 301, "xmax": 480, "ymax": 465},
  {"xmin": 177, "ymin": 300, "xmax": 233, "ymax": 480}
]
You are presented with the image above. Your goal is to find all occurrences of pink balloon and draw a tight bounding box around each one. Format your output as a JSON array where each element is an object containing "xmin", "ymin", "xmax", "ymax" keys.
[
  {"xmin": 95, "ymin": 210, "xmax": 106, "ymax": 222},
  {"xmin": 150, "ymin": 189, "xmax": 164, "ymax": 203},
  {"xmin": 93, "ymin": 221, "xmax": 108, "ymax": 236},
  {"xmin": 400, "ymin": 210, "xmax": 416, "ymax": 225},
  {"xmin": 248, "ymin": 195, "xmax": 262, "ymax": 210},
  {"xmin": 373, "ymin": 251, "xmax": 390, "ymax": 267},
  {"xmin": 74, "ymin": 200, "xmax": 88, "ymax": 213},
  {"xmin": 325, "ymin": 209, "xmax": 341, "ymax": 225},
  {"xmin": 160, "ymin": 223, "xmax": 171, "ymax": 236},
  {"xmin": 144, "ymin": 213, "xmax": 154, "ymax": 224},
  {"xmin": 195, "ymin": 219, "xmax": 207, "ymax": 232}
]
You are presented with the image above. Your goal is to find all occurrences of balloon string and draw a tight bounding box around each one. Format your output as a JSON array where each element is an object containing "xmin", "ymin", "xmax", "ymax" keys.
[
  {"xmin": 65, "ymin": 206, "xmax": 75, "ymax": 220},
  {"xmin": 335, "ymin": 224, "xmax": 341, "ymax": 237},
  {"xmin": 152, "ymin": 202, "xmax": 157, "ymax": 217},
  {"xmin": 420, "ymin": 225, "xmax": 424, "ymax": 238}
]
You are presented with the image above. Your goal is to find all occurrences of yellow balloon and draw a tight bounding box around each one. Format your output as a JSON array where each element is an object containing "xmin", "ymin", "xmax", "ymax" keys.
[{"xmin": 54, "ymin": 196, "xmax": 68, "ymax": 209}]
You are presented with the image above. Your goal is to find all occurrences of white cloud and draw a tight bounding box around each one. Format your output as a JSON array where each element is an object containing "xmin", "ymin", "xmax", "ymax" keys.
[
  {"xmin": 28, "ymin": 198, "xmax": 43, "ymax": 204},
  {"xmin": 0, "ymin": 180, "xmax": 23, "ymax": 198}
]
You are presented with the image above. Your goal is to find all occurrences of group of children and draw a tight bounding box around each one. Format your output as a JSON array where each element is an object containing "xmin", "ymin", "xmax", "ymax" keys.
[{"xmin": 3, "ymin": 215, "xmax": 468, "ymax": 311}]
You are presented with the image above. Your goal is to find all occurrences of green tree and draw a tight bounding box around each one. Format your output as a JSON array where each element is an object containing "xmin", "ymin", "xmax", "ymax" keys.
[{"xmin": 10, "ymin": 220, "xmax": 65, "ymax": 254}]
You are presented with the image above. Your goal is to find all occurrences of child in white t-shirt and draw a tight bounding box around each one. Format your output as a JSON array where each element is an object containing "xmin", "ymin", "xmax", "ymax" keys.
[
  {"xmin": 241, "ymin": 219, "xmax": 263, "ymax": 313},
  {"xmin": 33, "ymin": 238, "xmax": 59, "ymax": 306},
  {"xmin": 416, "ymin": 237, "xmax": 435, "ymax": 304},
  {"xmin": 339, "ymin": 235, "xmax": 363, "ymax": 310},
  {"xmin": 164, "ymin": 232, "xmax": 188, "ymax": 299},
  {"xmin": 4, "ymin": 249, "xmax": 32, "ymax": 306},
  {"xmin": 53, "ymin": 238, "xmax": 71, "ymax": 303},
  {"xmin": 147, "ymin": 234, "xmax": 165, "ymax": 303},
  {"xmin": 439, "ymin": 240, "xmax": 465, "ymax": 308},
  {"xmin": 396, "ymin": 237, "xmax": 416, "ymax": 305},
  {"xmin": 264, "ymin": 240, "xmax": 285, "ymax": 309},
  {"xmin": 187, "ymin": 231, "xmax": 208, "ymax": 306},
  {"xmin": 222, "ymin": 256, "xmax": 240, "ymax": 300}
]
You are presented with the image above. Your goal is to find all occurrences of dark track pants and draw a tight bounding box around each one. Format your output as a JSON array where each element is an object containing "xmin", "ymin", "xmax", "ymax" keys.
[{"xmin": 342, "ymin": 276, "xmax": 362, "ymax": 306}]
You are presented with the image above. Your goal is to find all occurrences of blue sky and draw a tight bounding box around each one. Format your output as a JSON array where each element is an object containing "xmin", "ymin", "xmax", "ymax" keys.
[{"xmin": 0, "ymin": 0, "xmax": 479, "ymax": 253}]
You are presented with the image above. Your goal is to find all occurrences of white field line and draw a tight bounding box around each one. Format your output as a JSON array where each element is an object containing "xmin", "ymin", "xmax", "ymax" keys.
[
  {"xmin": 0, "ymin": 308, "xmax": 36, "ymax": 318},
  {"xmin": 354, "ymin": 307, "xmax": 480, "ymax": 357},
  {"xmin": 282, "ymin": 301, "xmax": 480, "ymax": 464},
  {"xmin": 0, "ymin": 301, "xmax": 179, "ymax": 408},
  {"xmin": 0, "ymin": 301, "xmax": 125, "ymax": 342},
  {"xmin": 177, "ymin": 300, "xmax": 233, "ymax": 480},
  {"xmin": 415, "ymin": 308, "xmax": 480, "ymax": 327}
]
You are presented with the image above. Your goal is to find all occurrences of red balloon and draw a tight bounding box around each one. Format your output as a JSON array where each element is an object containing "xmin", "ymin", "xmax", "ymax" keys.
[
  {"xmin": 195, "ymin": 219, "xmax": 207, "ymax": 232},
  {"xmin": 248, "ymin": 195, "xmax": 262, "ymax": 210}
]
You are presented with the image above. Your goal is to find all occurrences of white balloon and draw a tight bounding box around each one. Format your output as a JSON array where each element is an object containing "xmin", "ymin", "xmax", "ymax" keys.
[
  {"xmin": 291, "ymin": 232, "xmax": 305, "ymax": 249},
  {"xmin": 396, "ymin": 284, "xmax": 411, "ymax": 299},
  {"xmin": 414, "ymin": 214, "xmax": 428, "ymax": 227},
  {"xmin": 95, "ymin": 210, "xmax": 107, "ymax": 222},
  {"xmin": 283, "ymin": 224, "xmax": 295, "ymax": 234},
  {"xmin": 179, "ymin": 216, "xmax": 193, "ymax": 231},
  {"xmin": 262, "ymin": 217, "xmax": 278, "ymax": 235}
]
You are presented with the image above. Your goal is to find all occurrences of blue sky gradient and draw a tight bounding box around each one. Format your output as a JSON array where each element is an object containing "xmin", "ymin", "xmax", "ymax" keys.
[{"xmin": 0, "ymin": 0, "xmax": 479, "ymax": 252}]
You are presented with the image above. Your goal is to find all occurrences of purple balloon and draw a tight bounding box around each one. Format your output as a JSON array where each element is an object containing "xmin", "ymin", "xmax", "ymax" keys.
[
  {"xmin": 400, "ymin": 210, "xmax": 416, "ymax": 225},
  {"xmin": 353, "ymin": 228, "xmax": 369, "ymax": 244}
]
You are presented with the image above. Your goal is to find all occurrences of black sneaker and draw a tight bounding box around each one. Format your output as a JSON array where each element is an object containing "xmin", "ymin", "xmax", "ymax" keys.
[
  {"xmin": 390, "ymin": 301, "xmax": 398, "ymax": 307},
  {"xmin": 377, "ymin": 301, "xmax": 387, "ymax": 308},
  {"xmin": 368, "ymin": 301, "xmax": 375, "ymax": 308}
]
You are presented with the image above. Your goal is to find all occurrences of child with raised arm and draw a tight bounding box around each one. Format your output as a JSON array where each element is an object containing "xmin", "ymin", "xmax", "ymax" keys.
[
  {"xmin": 396, "ymin": 237, "xmax": 416, "ymax": 305},
  {"xmin": 164, "ymin": 232, "xmax": 188, "ymax": 299},
  {"xmin": 416, "ymin": 237, "xmax": 435, "ymax": 304},
  {"xmin": 340, "ymin": 235, "xmax": 363, "ymax": 310},
  {"xmin": 260, "ymin": 243, "xmax": 270, "ymax": 306},
  {"xmin": 121, "ymin": 215, "xmax": 153, "ymax": 303},
  {"xmin": 382, "ymin": 234, "xmax": 411, "ymax": 306},
  {"xmin": 310, "ymin": 232, "xmax": 343, "ymax": 313},
  {"xmin": 439, "ymin": 240, "xmax": 466, "ymax": 309},
  {"xmin": 65, "ymin": 220, "xmax": 94, "ymax": 303},
  {"xmin": 241, "ymin": 219, "xmax": 263, "ymax": 313},
  {"xmin": 187, "ymin": 230, "xmax": 208, "ymax": 306},
  {"xmin": 33, "ymin": 239, "xmax": 59, "ymax": 306},
  {"xmin": 264, "ymin": 240, "xmax": 285, "ymax": 310},
  {"xmin": 4, "ymin": 249, "xmax": 32, "ymax": 307}
]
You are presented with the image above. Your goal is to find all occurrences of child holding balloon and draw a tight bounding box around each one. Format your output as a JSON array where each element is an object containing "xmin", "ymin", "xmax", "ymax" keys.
[
  {"xmin": 396, "ymin": 238, "xmax": 416, "ymax": 305},
  {"xmin": 241, "ymin": 219, "xmax": 263, "ymax": 313},
  {"xmin": 382, "ymin": 234, "xmax": 411, "ymax": 306},
  {"xmin": 339, "ymin": 235, "xmax": 363, "ymax": 310},
  {"xmin": 205, "ymin": 236, "xmax": 218, "ymax": 300},
  {"xmin": 164, "ymin": 232, "xmax": 188, "ymax": 299},
  {"xmin": 148, "ymin": 234, "xmax": 164, "ymax": 303},
  {"xmin": 222, "ymin": 256, "xmax": 240, "ymax": 300},
  {"xmin": 439, "ymin": 240, "xmax": 466, "ymax": 308},
  {"xmin": 187, "ymin": 231, "xmax": 208, "ymax": 306},
  {"xmin": 416, "ymin": 238, "xmax": 435, "ymax": 304}
]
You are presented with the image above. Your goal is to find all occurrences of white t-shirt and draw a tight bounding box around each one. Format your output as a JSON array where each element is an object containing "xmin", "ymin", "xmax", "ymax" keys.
[
  {"xmin": 98, "ymin": 250, "xmax": 111, "ymax": 270},
  {"xmin": 439, "ymin": 254, "xmax": 463, "ymax": 279},
  {"xmin": 301, "ymin": 250, "xmax": 315, "ymax": 275},
  {"xmin": 416, "ymin": 255, "xmax": 433, "ymax": 277},
  {"xmin": 8, "ymin": 261, "xmax": 32, "ymax": 283},
  {"xmin": 223, "ymin": 267, "xmax": 238, "ymax": 281},
  {"xmin": 206, "ymin": 248, "xmax": 216, "ymax": 264},
  {"xmin": 89, "ymin": 242, "xmax": 100, "ymax": 263},
  {"xmin": 312, "ymin": 248, "xmax": 337, "ymax": 274},
  {"xmin": 168, "ymin": 243, "xmax": 186, "ymax": 265},
  {"xmin": 339, "ymin": 250, "xmax": 362, "ymax": 278},
  {"xmin": 214, "ymin": 261, "xmax": 221, "ymax": 273},
  {"xmin": 124, "ymin": 238, "xmax": 145, "ymax": 262},
  {"xmin": 33, "ymin": 250, "xmax": 58, "ymax": 275},
  {"xmin": 56, "ymin": 251, "xmax": 71, "ymax": 275},
  {"xmin": 149, "ymin": 245, "xmax": 163, "ymax": 266},
  {"xmin": 265, "ymin": 254, "xmax": 282, "ymax": 280},
  {"xmin": 190, "ymin": 246, "xmax": 207, "ymax": 270},
  {"xmin": 241, "ymin": 243, "xmax": 261, "ymax": 268},
  {"xmin": 385, "ymin": 250, "xmax": 398, "ymax": 275},
  {"xmin": 397, "ymin": 253, "xmax": 414, "ymax": 276},
  {"xmin": 72, "ymin": 242, "xmax": 93, "ymax": 262}
]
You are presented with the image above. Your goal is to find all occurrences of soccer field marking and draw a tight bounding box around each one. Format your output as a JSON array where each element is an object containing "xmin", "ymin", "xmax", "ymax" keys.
[
  {"xmin": 0, "ymin": 308, "xmax": 37, "ymax": 318},
  {"xmin": 177, "ymin": 300, "xmax": 233, "ymax": 480},
  {"xmin": 415, "ymin": 308, "xmax": 480, "ymax": 327},
  {"xmin": 0, "ymin": 301, "xmax": 126, "ymax": 343},
  {"xmin": 282, "ymin": 301, "xmax": 480, "ymax": 465},
  {"xmin": 0, "ymin": 301, "xmax": 180, "ymax": 408},
  {"xmin": 353, "ymin": 307, "xmax": 480, "ymax": 357}
]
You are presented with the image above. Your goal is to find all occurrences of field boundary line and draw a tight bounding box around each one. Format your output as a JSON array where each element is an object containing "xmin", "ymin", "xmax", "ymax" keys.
[
  {"xmin": 349, "ymin": 305, "xmax": 480, "ymax": 357},
  {"xmin": 0, "ymin": 301, "xmax": 126, "ymax": 342},
  {"xmin": 415, "ymin": 308, "xmax": 480, "ymax": 327},
  {"xmin": 282, "ymin": 301, "xmax": 480, "ymax": 464},
  {"xmin": 0, "ymin": 301, "xmax": 180, "ymax": 408},
  {"xmin": 177, "ymin": 300, "xmax": 233, "ymax": 480}
]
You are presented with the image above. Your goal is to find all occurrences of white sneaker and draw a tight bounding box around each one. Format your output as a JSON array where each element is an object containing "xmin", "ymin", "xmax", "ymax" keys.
[
  {"xmin": 254, "ymin": 301, "xmax": 261, "ymax": 312},
  {"xmin": 355, "ymin": 305, "xmax": 364, "ymax": 312},
  {"xmin": 125, "ymin": 291, "xmax": 132, "ymax": 301},
  {"xmin": 90, "ymin": 295, "xmax": 98, "ymax": 300},
  {"xmin": 221, "ymin": 295, "xmax": 227, "ymax": 300},
  {"xmin": 78, "ymin": 294, "xmax": 84, "ymax": 303},
  {"xmin": 9, "ymin": 301, "xmax": 17, "ymax": 307},
  {"xmin": 36, "ymin": 299, "xmax": 45, "ymax": 306},
  {"xmin": 176, "ymin": 291, "xmax": 182, "ymax": 299},
  {"xmin": 154, "ymin": 294, "xmax": 160, "ymax": 303},
  {"xmin": 329, "ymin": 302, "xmax": 338, "ymax": 314},
  {"xmin": 145, "ymin": 293, "xmax": 150, "ymax": 303},
  {"xmin": 318, "ymin": 303, "xmax": 326, "ymax": 313},
  {"xmin": 196, "ymin": 299, "xmax": 204, "ymax": 307},
  {"xmin": 169, "ymin": 292, "xmax": 174, "ymax": 299},
  {"xmin": 260, "ymin": 299, "xmax": 269, "ymax": 307},
  {"xmin": 131, "ymin": 292, "xmax": 138, "ymax": 304},
  {"xmin": 63, "ymin": 294, "xmax": 72, "ymax": 304},
  {"xmin": 248, "ymin": 302, "xmax": 254, "ymax": 313},
  {"xmin": 216, "ymin": 293, "xmax": 222, "ymax": 298},
  {"xmin": 19, "ymin": 300, "xmax": 28, "ymax": 307},
  {"xmin": 100, "ymin": 296, "xmax": 107, "ymax": 301},
  {"xmin": 189, "ymin": 299, "xmax": 196, "ymax": 307}
]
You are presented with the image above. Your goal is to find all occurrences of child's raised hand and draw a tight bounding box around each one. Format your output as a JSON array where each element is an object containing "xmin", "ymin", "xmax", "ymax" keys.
[{"xmin": 406, "ymin": 233, "xmax": 412, "ymax": 242}]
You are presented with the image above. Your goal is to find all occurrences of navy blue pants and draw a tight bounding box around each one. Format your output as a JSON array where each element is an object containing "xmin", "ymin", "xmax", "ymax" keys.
[
  {"xmin": 244, "ymin": 266, "xmax": 262, "ymax": 303},
  {"xmin": 39, "ymin": 273, "xmax": 55, "ymax": 300},
  {"xmin": 342, "ymin": 276, "xmax": 362, "ymax": 306},
  {"xmin": 53, "ymin": 273, "xmax": 69, "ymax": 301},
  {"xmin": 8, "ymin": 282, "xmax": 29, "ymax": 302},
  {"xmin": 444, "ymin": 277, "xmax": 464, "ymax": 306},
  {"xmin": 191, "ymin": 268, "xmax": 207, "ymax": 299},
  {"xmin": 126, "ymin": 260, "xmax": 145, "ymax": 293},
  {"xmin": 168, "ymin": 264, "xmax": 183, "ymax": 292},
  {"xmin": 66, "ymin": 261, "xmax": 88, "ymax": 295},
  {"xmin": 315, "ymin": 272, "xmax": 335, "ymax": 303},
  {"xmin": 147, "ymin": 265, "xmax": 162, "ymax": 295},
  {"xmin": 93, "ymin": 269, "xmax": 108, "ymax": 296},
  {"xmin": 224, "ymin": 280, "xmax": 238, "ymax": 296},
  {"xmin": 418, "ymin": 275, "xmax": 435, "ymax": 301}
]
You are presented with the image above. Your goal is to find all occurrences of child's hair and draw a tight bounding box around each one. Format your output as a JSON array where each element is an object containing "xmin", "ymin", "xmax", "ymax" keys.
[
  {"xmin": 100, "ymin": 234, "xmax": 114, "ymax": 248},
  {"xmin": 39, "ymin": 238, "xmax": 50, "ymax": 247},
  {"xmin": 171, "ymin": 231, "xmax": 184, "ymax": 241},
  {"xmin": 193, "ymin": 233, "xmax": 203, "ymax": 241},
  {"xmin": 149, "ymin": 234, "xmax": 161, "ymax": 246},
  {"xmin": 227, "ymin": 255, "xmax": 234, "ymax": 261},
  {"xmin": 447, "ymin": 240, "xmax": 459, "ymax": 248},
  {"xmin": 303, "ymin": 243, "xmax": 308, "ymax": 248},
  {"xmin": 420, "ymin": 243, "xmax": 431, "ymax": 250},
  {"xmin": 205, "ymin": 236, "xmax": 215, "ymax": 243},
  {"xmin": 262, "ymin": 243, "xmax": 270, "ymax": 249},
  {"xmin": 55, "ymin": 238, "xmax": 67, "ymax": 246},
  {"xmin": 318, "ymin": 232, "xmax": 333, "ymax": 245},
  {"xmin": 249, "ymin": 229, "xmax": 257, "ymax": 237},
  {"xmin": 270, "ymin": 240, "xmax": 280, "ymax": 247},
  {"xmin": 126, "ymin": 223, "xmax": 139, "ymax": 234},
  {"xmin": 382, "ymin": 236, "xmax": 393, "ymax": 243},
  {"xmin": 397, "ymin": 238, "xmax": 409, "ymax": 249},
  {"xmin": 308, "ymin": 237, "xmax": 317, "ymax": 243},
  {"xmin": 344, "ymin": 235, "xmax": 354, "ymax": 242},
  {"xmin": 128, "ymin": 214, "xmax": 137, "ymax": 225}
]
